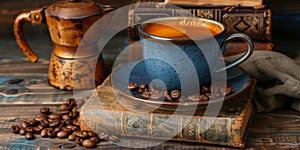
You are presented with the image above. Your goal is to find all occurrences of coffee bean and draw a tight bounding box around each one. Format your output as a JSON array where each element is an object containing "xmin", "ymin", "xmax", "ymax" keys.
[
  {"xmin": 47, "ymin": 128, "xmax": 56, "ymax": 138},
  {"xmin": 76, "ymin": 137, "xmax": 83, "ymax": 146},
  {"xmin": 200, "ymin": 94, "xmax": 209, "ymax": 101},
  {"xmin": 188, "ymin": 94, "xmax": 209, "ymax": 101},
  {"xmin": 60, "ymin": 103, "xmax": 72, "ymax": 111},
  {"xmin": 48, "ymin": 114, "xmax": 62, "ymax": 120},
  {"xmin": 25, "ymin": 132, "xmax": 35, "ymax": 140},
  {"xmin": 164, "ymin": 91, "xmax": 172, "ymax": 101},
  {"xmin": 139, "ymin": 83, "xmax": 148, "ymax": 89},
  {"xmin": 76, "ymin": 130, "xmax": 89, "ymax": 139},
  {"xmin": 61, "ymin": 127, "xmax": 72, "ymax": 132},
  {"xmin": 19, "ymin": 127, "xmax": 26, "ymax": 135},
  {"xmin": 68, "ymin": 134, "xmax": 77, "ymax": 141},
  {"xmin": 66, "ymin": 98, "xmax": 76, "ymax": 106},
  {"xmin": 72, "ymin": 130, "xmax": 81, "ymax": 136},
  {"xmin": 72, "ymin": 106, "xmax": 78, "ymax": 113},
  {"xmin": 25, "ymin": 126, "xmax": 34, "ymax": 132},
  {"xmin": 35, "ymin": 114, "xmax": 47, "ymax": 122},
  {"xmin": 11, "ymin": 125, "xmax": 20, "ymax": 134},
  {"xmin": 69, "ymin": 111, "xmax": 79, "ymax": 118},
  {"xmin": 128, "ymin": 83, "xmax": 138, "ymax": 90},
  {"xmin": 88, "ymin": 131, "xmax": 98, "ymax": 137},
  {"xmin": 204, "ymin": 93, "xmax": 211, "ymax": 97},
  {"xmin": 40, "ymin": 107, "xmax": 50, "ymax": 114},
  {"xmin": 40, "ymin": 128, "xmax": 48, "ymax": 138},
  {"xmin": 57, "ymin": 131, "xmax": 69, "ymax": 139},
  {"xmin": 49, "ymin": 119, "xmax": 60, "ymax": 127},
  {"xmin": 65, "ymin": 120, "xmax": 73, "ymax": 125},
  {"xmin": 66, "ymin": 125, "xmax": 78, "ymax": 131},
  {"xmin": 33, "ymin": 126, "xmax": 43, "ymax": 134},
  {"xmin": 20, "ymin": 121, "xmax": 29, "ymax": 128},
  {"xmin": 72, "ymin": 119, "xmax": 80, "ymax": 126},
  {"xmin": 90, "ymin": 137, "xmax": 101, "ymax": 143},
  {"xmin": 60, "ymin": 110, "xmax": 70, "ymax": 115},
  {"xmin": 54, "ymin": 127, "xmax": 61, "ymax": 133},
  {"xmin": 82, "ymin": 139, "xmax": 96, "ymax": 148},
  {"xmin": 28, "ymin": 119, "xmax": 39, "ymax": 127},
  {"xmin": 201, "ymin": 86, "xmax": 210, "ymax": 93},
  {"xmin": 225, "ymin": 86, "xmax": 234, "ymax": 96},
  {"xmin": 141, "ymin": 91, "xmax": 151, "ymax": 99},
  {"xmin": 40, "ymin": 119, "xmax": 49, "ymax": 127},
  {"xmin": 137, "ymin": 88, "xmax": 144, "ymax": 94},
  {"xmin": 170, "ymin": 90, "xmax": 181, "ymax": 100}
]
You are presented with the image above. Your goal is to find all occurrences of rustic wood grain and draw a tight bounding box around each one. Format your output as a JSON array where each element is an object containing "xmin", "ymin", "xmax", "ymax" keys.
[{"xmin": 1, "ymin": 1, "xmax": 300, "ymax": 148}]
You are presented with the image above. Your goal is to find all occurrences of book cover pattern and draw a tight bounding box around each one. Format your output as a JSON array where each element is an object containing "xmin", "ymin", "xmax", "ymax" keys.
[{"xmin": 128, "ymin": 4, "xmax": 271, "ymax": 42}]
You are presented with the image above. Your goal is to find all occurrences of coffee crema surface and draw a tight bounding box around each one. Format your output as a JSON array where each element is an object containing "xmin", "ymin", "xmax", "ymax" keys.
[{"xmin": 143, "ymin": 20, "xmax": 223, "ymax": 39}]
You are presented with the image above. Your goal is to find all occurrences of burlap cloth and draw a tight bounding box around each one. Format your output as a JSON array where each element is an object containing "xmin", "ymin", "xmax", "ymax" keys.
[{"xmin": 226, "ymin": 51, "xmax": 300, "ymax": 112}]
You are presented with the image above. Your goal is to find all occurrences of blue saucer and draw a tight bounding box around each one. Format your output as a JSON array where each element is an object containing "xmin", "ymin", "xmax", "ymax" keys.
[{"xmin": 110, "ymin": 61, "xmax": 251, "ymax": 111}]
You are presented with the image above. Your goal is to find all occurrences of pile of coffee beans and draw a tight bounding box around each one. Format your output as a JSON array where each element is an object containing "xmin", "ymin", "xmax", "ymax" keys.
[
  {"xmin": 11, "ymin": 98, "xmax": 118, "ymax": 148},
  {"xmin": 128, "ymin": 83, "xmax": 234, "ymax": 102}
]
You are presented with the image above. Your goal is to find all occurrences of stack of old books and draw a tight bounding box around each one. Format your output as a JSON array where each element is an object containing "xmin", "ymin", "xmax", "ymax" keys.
[{"xmin": 128, "ymin": 0, "xmax": 273, "ymax": 56}]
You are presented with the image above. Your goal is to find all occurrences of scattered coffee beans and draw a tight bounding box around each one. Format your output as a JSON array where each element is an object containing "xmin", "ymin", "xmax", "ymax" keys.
[
  {"xmin": 11, "ymin": 125, "xmax": 20, "ymax": 134},
  {"xmin": 25, "ymin": 132, "xmax": 35, "ymax": 140},
  {"xmin": 82, "ymin": 139, "xmax": 96, "ymax": 148},
  {"xmin": 11, "ymin": 98, "xmax": 118, "ymax": 149},
  {"xmin": 128, "ymin": 83, "xmax": 138, "ymax": 90},
  {"xmin": 40, "ymin": 107, "xmax": 50, "ymax": 114},
  {"xmin": 128, "ymin": 83, "xmax": 234, "ymax": 102}
]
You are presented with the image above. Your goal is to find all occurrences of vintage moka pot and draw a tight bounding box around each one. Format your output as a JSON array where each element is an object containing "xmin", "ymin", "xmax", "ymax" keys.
[{"xmin": 14, "ymin": 0, "xmax": 114, "ymax": 90}]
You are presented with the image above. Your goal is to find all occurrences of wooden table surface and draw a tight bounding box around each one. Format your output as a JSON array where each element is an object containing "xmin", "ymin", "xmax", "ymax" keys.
[
  {"xmin": 1, "ymin": 0, "xmax": 300, "ymax": 149},
  {"xmin": 1, "ymin": 30, "xmax": 300, "ymax": 149}
]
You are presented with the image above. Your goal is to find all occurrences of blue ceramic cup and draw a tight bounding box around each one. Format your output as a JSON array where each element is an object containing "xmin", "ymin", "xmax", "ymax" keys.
[{"xmin": 138, "ymin": 17, "xmax": 253, "ymax": 92}]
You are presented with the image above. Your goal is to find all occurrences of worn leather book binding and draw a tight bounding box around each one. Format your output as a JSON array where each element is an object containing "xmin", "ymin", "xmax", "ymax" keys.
[
  {"xmin": 128, "ymin": 4, "xmax": 272, "ymax": 42},
  {"xmin": 79, "ymin": 76, "xmax": 256, "ymax": 148}
]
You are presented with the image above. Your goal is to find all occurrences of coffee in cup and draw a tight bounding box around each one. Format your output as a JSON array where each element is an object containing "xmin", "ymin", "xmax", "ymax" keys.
[{"xmin": 142, "ymin": 20, "xmax": 222, "ymax": 38}]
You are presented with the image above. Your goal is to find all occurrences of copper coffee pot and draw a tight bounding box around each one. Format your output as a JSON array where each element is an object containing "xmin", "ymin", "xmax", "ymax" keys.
[{"xmin": 14, "ymin": 0, "xmax": 114, "ymax": 90}]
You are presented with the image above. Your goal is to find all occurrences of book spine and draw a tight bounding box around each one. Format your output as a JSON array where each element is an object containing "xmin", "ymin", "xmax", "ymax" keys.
[
  {"xmin": 80, "ymin": 98, "xmax": 253, "ymax": 148},
  {"xmin": 128, "ymin": 5, "xmax": 271, "ymax": 42}
]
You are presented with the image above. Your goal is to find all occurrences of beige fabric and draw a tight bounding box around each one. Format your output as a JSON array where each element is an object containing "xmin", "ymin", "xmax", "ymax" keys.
[{"xmin": 225, "ymin": 51, "xmax": 300, "ymax": 112}]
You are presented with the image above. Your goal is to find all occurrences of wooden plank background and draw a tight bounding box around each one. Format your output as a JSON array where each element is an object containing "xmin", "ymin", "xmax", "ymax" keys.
[{"xmin": 0, "ymin": 0, "xmax": 300, "ymax": 149}]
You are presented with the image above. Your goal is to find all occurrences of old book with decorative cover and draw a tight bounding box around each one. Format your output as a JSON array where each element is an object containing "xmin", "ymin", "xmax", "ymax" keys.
[
  {"xmin": 79, "ymin": 76, "xmax": 256, "ymax": 148},
  {"xmin": 128, "ymin": 3, "xmax": 272, "ymax": 42}
]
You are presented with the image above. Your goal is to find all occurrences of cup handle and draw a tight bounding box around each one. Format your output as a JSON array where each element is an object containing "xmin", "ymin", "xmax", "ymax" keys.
[
  {"xmin": 13, "ymin": 8, "xmax": 46, "ymax": 63},
  {"xmin": 217, "ymin": 33, "xmax": 254, "ymax": 72}
]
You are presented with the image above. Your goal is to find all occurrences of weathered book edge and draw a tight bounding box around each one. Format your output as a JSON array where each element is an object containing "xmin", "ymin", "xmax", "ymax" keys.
[
  {"xmin": 127, "ymin": 5, "xmax": 272, "ymax": 42},
  {"xmin": 80, "ymin": 77, "xmax": 256, "ymax": 148}
]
